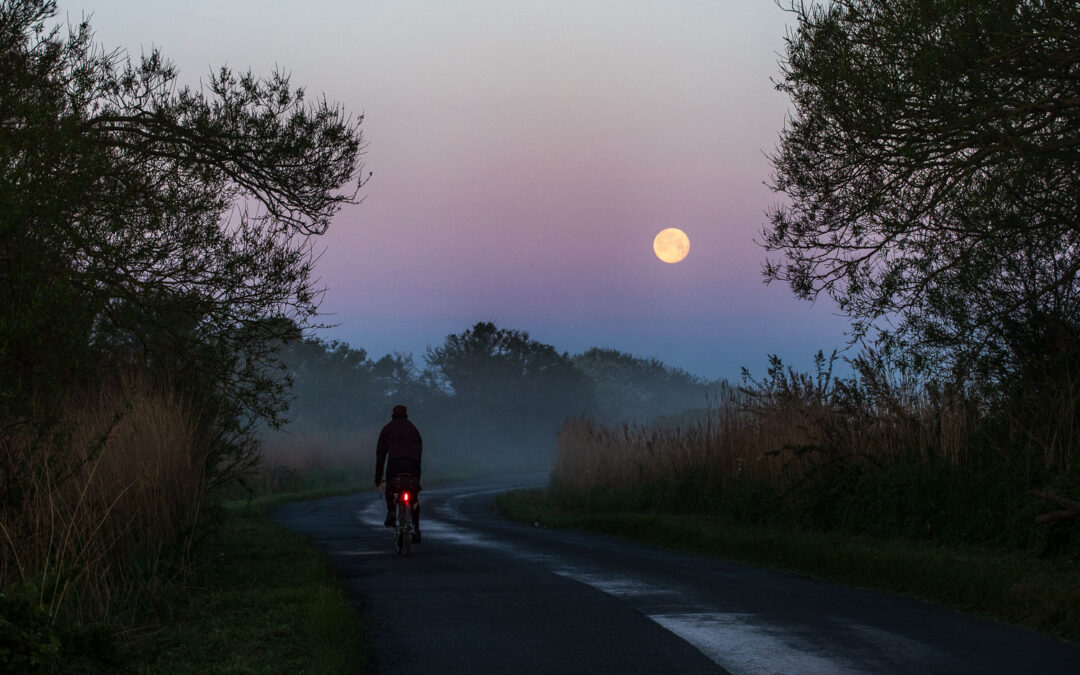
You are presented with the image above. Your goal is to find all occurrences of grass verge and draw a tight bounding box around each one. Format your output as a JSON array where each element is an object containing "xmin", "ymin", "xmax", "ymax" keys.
[
  {"xmin": 122, "ymin": 490, "xmax": 369, "ymax": 673},
  {"xmin": 497, "ymin": 487, "xmax": 1080, "ymax": 642}
]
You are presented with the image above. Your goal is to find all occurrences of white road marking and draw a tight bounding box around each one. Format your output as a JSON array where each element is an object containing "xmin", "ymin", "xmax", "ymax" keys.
[
  {"xmin": 650, "ymin": 612, "xmax": 863, "ymax": 675},
  {"xmin": 551, "ymin": 569, "xmax": 671, "ymax": 599},
  {"xmin": 548, "ymin": 568, "xmax": 884, "ymax": 674}
]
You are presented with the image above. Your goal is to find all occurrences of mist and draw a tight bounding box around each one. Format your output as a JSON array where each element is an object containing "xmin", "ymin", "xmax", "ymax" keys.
[{"xmin": 257, "ymin": 321, "xmax": 720, "ymax": 486}]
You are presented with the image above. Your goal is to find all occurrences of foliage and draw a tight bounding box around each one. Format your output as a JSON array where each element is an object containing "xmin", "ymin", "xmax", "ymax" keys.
[
  {"xmin": 277, "ymin": 338, "xmax": 427, "ymax": 436},
  {"xmin": 0, "ymin": 0, "xmax": 368, "ymax": 479},
  {"xmin": 0, "ymin": 584, "xmax": 59, "ymax": 673},
  {"xmin": 424, "ymin": 322, "xmax": 592, "ymax": 461},
  {"xmin": 1, "ymin": 1, "xmax": 367, "ymax": 667},
  {"xmin": 572, "ymin": 348, "xmax": 710, "ymax": 424},
  {"xmin": 763, "ymin": 0, "xmax": 1080, "ymax": 378},
  {"xmin": 0, "ymin": 581, "xmax": 121, "ymax": 673}
]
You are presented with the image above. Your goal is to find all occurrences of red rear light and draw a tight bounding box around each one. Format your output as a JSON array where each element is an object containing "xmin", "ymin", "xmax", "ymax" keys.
[{"xmin": 403, "ymin": 492, "xmax": 409, "ymax": 502}]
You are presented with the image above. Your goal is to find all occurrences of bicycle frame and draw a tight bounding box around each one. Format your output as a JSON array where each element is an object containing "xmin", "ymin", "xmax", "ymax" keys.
[{"xmin": 393, "ymin": 488, "xmax": 414, "ymax": 556}]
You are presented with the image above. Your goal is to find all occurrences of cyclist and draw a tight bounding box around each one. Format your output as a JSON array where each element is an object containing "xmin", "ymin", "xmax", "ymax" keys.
[{"xmin": 375, "ymin": 404, "xmax": 423, "ymax": 541}]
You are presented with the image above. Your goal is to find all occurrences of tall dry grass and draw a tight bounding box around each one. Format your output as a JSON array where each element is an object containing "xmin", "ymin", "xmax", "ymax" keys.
[
  {"xmin": 550, "ymin": 370, "xmax": 1045, "ymax": 538},
  {"xmin": 553, "ymin": 351, "xmax": 1080, "ymax": 554},
  {"xmin": 0, "ymin": 372, "xmax": 208, "ymax": 622},
  {"xmin": 554, "ymin": 382, "xmax": 968, "ymax": 500},
  {"xmin": 251, "ymin": 431, "xmax": 376, "ymax": 495}
]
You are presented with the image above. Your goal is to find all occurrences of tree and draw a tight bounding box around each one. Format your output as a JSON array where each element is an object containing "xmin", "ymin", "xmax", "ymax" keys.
[
  {"xmin": 425, "ymin": 322, "xmax": 591, "ymax": 457},
  {"xmin": 0, "ymin": 0, "xmax": 369, "ymax": 496},
  {"xmin": 762, "ymin": 0, "xmax": 1080, "ymax": 379},
  {"xmin": 274, "ymin": 339, "xmax": 431, "ymax": 435},
  {"xmin": 572, "ymin": 348, "xmax": 708, "ymax": 423},
  {"xmin": 0, "ymin": 0, "xmax": 367, "ymax": 440}
]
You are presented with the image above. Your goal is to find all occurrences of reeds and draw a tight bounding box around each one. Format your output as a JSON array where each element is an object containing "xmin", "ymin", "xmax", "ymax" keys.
[
  {"xmin": 0, "ymin": 372, "xmax": 208, "ymax": 622},
  {"xmin": 553, "ymin": 353, "xmax": 1080, "ymax": 553},
  {"xmin": 552, "ymin": 377, "xmax": 978, "ymax": 517},
  {"xmin": 252, "ymin": 431, "xmax": 377, "ymax": 495}
]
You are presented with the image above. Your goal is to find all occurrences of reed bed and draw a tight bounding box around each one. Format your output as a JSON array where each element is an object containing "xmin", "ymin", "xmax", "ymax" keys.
[
  {"xmin": 0, "ymin": 373, "xmax": 208, "ymax": 623},
  {"xmin": 555, "ymin": 384, "xmax": 968, "ymax": 503},
  {"xmin": 550, "ymin": 373, "xmax": 1075, "ymax": 552},
  {"xmin": 252, "ymin": 431, "xmax": 376, "ymax": 495}
]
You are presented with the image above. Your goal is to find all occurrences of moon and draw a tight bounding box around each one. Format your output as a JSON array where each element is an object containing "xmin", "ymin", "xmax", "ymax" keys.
[{"xmin": 653, "ymin": 228, "xmax": 690, "ymax": 264}]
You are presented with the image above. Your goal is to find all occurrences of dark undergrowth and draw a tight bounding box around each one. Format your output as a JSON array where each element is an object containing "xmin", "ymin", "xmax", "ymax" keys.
[{"xmin": 121, "ymin": 495, "xmax": 370, "ymax": 674}]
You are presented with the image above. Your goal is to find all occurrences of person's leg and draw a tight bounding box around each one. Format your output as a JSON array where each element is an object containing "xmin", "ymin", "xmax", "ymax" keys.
[
  {"xmin": 414, "ymin": 467, "xmax": 421, "ymax": 532},
  {"xmin": 412, "ymin": 470, "xmax": 421, "ymax": 536},
  {"xmin": 384, "ymin": 485, "xmax": 395, "ymax": 526},
  {"xmin": 410, "ymin": 499, "xmax": 421, "ymax": 541}
]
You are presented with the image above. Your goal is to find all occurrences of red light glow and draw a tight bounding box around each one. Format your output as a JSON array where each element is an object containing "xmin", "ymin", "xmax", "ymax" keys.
[{"xmin": 403, "ymin": 492, "xmax": 409, "ymax": 502}]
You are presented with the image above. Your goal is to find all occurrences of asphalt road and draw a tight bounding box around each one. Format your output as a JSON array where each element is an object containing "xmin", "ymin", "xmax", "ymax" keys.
[{"xmin": 272, "ymin": 473, "xmax": 1080, "ymax": 674}]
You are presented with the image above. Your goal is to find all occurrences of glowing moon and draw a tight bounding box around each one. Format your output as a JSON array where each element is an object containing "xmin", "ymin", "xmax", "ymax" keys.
[{"xmin": 653, "ymin": 228, "xmax": 690, "ymax": 263}]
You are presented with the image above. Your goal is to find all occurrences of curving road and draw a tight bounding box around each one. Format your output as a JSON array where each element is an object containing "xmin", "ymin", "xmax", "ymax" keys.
[{"xmin": 272, "ymin": 473, "xmax": 1080, "ymax": 674}]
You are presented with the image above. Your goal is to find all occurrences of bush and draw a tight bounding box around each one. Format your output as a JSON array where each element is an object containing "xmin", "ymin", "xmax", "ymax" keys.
[{"xmin": 0, "ymin": 584, "xmax": 60, "ymax": 673}]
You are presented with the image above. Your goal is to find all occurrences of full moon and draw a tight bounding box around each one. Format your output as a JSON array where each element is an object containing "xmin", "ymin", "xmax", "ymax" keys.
[{"xmin": 653, "ymin": 228, "xmax": 690, "ymax": 264}]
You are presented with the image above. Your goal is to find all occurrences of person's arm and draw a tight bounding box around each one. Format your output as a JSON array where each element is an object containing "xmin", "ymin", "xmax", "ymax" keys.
[{"xmin": 375, "ymin": 427, "xmax": 388, "ymax": 485}]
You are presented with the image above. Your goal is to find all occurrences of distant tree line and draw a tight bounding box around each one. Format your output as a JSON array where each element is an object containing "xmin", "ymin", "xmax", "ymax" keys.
[{"xmin": 270, "ymin": 321, "xmax": 715, "ymax": 470}]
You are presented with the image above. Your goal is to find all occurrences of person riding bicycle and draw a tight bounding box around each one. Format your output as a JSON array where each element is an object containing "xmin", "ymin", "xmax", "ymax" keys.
[{"xmin": 375, "ymin": 404, "xmax": 423, "ymax": 541}]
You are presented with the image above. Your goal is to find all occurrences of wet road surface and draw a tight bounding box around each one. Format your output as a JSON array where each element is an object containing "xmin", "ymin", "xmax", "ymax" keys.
[{"xmin": 272, "ymin": 473, "xmax": 1080, "ymax": 674}]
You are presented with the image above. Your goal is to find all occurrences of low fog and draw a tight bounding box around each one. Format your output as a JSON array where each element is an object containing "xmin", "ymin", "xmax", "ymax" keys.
[{"xmin": 258, "ymin": 321, "xmax": 721, "ymax": 483}]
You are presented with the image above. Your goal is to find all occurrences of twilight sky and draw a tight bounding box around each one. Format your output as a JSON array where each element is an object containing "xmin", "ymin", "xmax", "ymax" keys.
[{"xmin": 62, "ymin": 0, "xmax": 851, "ymax": 381}]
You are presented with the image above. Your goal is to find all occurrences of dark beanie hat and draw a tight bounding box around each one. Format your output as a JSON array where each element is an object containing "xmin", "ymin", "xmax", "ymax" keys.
[{"xmin": 392, "ymin": 405, "xmax": 408, "ymax": 419}]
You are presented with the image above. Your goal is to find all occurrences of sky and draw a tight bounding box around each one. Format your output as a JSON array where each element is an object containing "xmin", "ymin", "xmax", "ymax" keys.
[{"xmin": 61, "ymin": 0, "xmax": 852, "ymax": 382}]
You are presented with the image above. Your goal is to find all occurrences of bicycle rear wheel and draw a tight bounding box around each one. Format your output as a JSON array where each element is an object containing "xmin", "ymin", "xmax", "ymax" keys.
[
  {"xmin": 395, "ymin": 500, "xmax": 410, "ymax": 555},
  {"xmin": 401, "ymin": 504, "xmax": 412, "ymax": 557}
]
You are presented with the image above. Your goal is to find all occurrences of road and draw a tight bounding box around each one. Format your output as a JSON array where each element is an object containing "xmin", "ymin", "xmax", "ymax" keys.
[{"xmin": 272, "ymin": 473, "xmax": 1080, "ymax": 674}]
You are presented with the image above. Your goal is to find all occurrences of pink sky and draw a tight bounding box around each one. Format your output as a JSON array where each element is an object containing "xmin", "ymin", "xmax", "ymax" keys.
[{"xmin": 64, "ymin": 0, "xmax": 851, "ymax": 380}]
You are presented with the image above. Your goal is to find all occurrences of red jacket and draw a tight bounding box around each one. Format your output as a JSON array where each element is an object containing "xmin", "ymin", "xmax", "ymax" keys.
[{"xmin": 375, "ymin": 417, "xmax": 423, "ymax": 479}]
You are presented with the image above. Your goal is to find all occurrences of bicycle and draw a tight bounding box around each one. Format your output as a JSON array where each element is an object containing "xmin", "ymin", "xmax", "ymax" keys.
[{"xmin": 381, "ymin": 473, "xmax": 419, "ymax": 556}]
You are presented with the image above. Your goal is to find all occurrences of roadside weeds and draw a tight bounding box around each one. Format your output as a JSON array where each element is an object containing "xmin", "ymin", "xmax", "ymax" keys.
[{"xmin": 122, "ymin": 490, "xmax": 370, "ymax": 673}]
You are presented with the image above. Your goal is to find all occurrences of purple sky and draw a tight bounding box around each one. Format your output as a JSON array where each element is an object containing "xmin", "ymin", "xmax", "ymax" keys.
[{"xmin": 63, "ymin": 1, "xmax": 851, "ymax": 381}]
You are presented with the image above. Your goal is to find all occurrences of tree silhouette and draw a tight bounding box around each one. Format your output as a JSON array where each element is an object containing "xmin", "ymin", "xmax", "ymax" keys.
[
  {"xmin": 572, "ymin": 348, "xmax": 708, "ymax": 423},
  {"xmin": 763, "ymin": 0, "xmax": 1080, "ymax": 379},
  {"xmin": 1, "ymin": 0, "xmax": 367, "ymax": 435},
  {"xmin": 425, "ymin": 322, "xmax": 591, "ymax": 458}
]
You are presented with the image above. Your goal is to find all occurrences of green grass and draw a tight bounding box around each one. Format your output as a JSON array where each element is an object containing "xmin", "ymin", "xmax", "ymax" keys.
[
  {"xmin": 235, "ymin": 482, "xmax": 371, "ymax": 514},
  {"xmin": 497, "ymin": 487, "xmax": 1080, "ymax": 642},
  {"xmin": 121, "ymin": 492, "xmax": 369, "ymax": 674}
]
